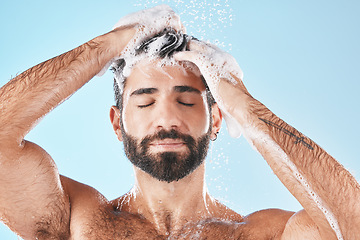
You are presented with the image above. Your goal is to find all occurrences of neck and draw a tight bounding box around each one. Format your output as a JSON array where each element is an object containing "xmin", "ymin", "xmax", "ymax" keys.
[{"xmin": 120, "ymin": 162, "xmax": 215, "ymax": 235}]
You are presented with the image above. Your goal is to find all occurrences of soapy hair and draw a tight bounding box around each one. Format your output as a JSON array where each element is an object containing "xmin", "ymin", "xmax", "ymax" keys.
[{"xmin": 111, "ymin": 29, "xmax": 215, "ymax": 111}]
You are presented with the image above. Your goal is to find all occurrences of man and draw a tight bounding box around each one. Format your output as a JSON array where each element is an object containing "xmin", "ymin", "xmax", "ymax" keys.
[{"xmin": 0, "ymin": 5, "xmax": 359, "ymax": 239}]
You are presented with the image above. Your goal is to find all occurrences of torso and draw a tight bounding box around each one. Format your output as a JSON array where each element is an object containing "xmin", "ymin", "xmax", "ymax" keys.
[
  {"xmin": 68, "ymin": 201, "xmax": 294, "ymax": 240},
  {"xmin": 71, "ymin": 203, "xmax": 248, "ymax": 240},
  {"xmin": 62, "ymin": 176, "xmax": 294, "ymax": 240}
]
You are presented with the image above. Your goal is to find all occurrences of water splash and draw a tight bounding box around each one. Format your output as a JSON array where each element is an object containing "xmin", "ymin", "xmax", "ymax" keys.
[
  {"xmin": 207, "ymin": 131, "xmax": 232, "ymax": 206},
  {"xmin": 133, "ymin": 0, "xmax": 234, "ymax": 51}
]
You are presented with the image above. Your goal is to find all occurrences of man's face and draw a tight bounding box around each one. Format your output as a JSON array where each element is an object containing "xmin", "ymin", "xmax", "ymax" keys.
[{"xmin": 118, "ymin": 59, "xmax": 213, "ymax": 182}]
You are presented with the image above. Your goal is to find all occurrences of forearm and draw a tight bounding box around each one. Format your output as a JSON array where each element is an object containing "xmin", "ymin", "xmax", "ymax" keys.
[
  {"xmin": 0, "ymin": 29, "xmax": 131, "ymax": 144},
  {"xmin": 219, "ymin": 80, "xmax": 360, "ymax": 239}
]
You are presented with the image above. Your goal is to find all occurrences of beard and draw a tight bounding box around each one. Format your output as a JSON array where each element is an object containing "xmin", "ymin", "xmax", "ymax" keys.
[{"xmin": 121, "ymin": 128, "xmax": 211, "ymax": 183}]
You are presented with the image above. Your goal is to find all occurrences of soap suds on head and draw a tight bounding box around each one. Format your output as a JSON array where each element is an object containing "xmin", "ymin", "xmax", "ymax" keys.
[
  {"xmin": 111, "ymin": 28, "xmax": 201, "ymax": 93},
  {"xmin": 97, "ymin": 4, "xmax": 183, "ymax": 77}
]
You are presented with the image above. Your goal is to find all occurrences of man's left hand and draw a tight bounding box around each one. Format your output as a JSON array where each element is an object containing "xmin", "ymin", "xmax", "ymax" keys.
[{"xmin": 174, "ymin": 40, "xmax": 247, "ymax": 138}]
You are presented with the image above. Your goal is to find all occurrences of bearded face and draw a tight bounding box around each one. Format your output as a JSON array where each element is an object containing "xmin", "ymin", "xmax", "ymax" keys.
[
  {"xmin": 115, "ymin": 58, "xmax": 217, "ymax": 183},
  {"xmin": 121, "ymin": 128, "xmax": 211, "ymax": 183}
]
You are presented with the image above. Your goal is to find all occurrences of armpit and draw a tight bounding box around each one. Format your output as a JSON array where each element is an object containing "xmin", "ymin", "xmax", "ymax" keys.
[
  {"xmin": 281, "ymin": 210, "xmax": 322, "ymax": 240},
  {"xmin": 34, "ymin": 206, "xmax": 71, "ymax": 240}
]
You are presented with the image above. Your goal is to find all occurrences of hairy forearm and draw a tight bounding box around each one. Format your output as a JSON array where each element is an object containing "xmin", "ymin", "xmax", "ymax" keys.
[
  {"xmin": 0, "ymin": 30, "xmax": 129, "ymax": 144},
  {"xmin": 220, "ymin": 80, "xmax": 360, "ymax": 239}
]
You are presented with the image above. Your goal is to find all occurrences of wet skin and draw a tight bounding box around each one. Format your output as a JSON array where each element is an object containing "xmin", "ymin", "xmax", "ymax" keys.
[
  {"xmin": 61, "ymin": 176, "xmax": 295, "ymax": 240},
  {"xmin": 59, "ymin": 60, "xmax": 296, "ymax": 240},
  {"xmin": 2, "ymin": 8, "xmax": 358, "ymax": 239}
]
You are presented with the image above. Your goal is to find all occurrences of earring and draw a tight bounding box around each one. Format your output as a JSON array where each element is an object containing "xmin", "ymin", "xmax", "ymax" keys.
[{"xmin": 211, "ymin": 131, "xmax": 219, "ymax": 141}]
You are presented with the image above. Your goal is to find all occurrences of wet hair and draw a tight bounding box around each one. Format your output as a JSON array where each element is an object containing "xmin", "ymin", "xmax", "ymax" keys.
[{"xmin": 112, "ymin": 29, "xmax": 215, "ymax": 113}]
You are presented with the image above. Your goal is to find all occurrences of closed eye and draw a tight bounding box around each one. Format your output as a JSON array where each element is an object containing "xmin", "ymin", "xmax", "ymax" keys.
[
  {"xmin": 138, "ymin": 102, "xmax": 155, "ymax": 108},
  {"xmin": 178, "ymin": 101, "xmax": 194, "ymax": 107}
]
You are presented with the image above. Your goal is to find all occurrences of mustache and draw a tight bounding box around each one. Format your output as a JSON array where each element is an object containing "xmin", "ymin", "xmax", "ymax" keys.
[{"xmin": 140, "ymin": 129, "xmax": 195, "ymax": 147}]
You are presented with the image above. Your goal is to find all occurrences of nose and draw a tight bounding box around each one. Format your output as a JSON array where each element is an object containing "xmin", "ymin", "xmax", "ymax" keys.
[{"xmin": 153, "ymin": 100, "xmax": 182, "ymax": 131}]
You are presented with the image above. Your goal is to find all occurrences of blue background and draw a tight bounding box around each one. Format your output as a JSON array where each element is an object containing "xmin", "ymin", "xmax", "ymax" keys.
[{"xmin": 1, "ymin": 0, "xmax": 359, "ymax": 238}]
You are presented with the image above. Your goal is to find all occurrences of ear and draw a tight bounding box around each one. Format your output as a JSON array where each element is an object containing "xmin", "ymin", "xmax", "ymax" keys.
[
  {"xmin": 110, "ymin": 106, "xmax": 123, "ymax": 142},
  {"xmin": 211, "ymin": 103, "xmax": 222, "ymax": 138}
]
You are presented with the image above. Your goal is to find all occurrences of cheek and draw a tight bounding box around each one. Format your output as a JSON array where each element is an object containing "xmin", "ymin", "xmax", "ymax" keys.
[
  {"xmin": 121, "ymin": 96, "xmax": 141, "ymax": 136},
  {"xmin": 121, "ymin": 109, "xmax": 130, "ymax": 134},
  {"xmin": 203, "ymin": 108, "xmax": 211, "ymax": 133},
  {"xmin": 121, "ymin": 92, "xmax": 150, "ymax": 137},
  {"xmin": 192, "ymin": 99, "xmax": 211, "ymax": 134},
  {"xmin": 121, "ymin": 105, "xmax": 146, "ymax": 137}
]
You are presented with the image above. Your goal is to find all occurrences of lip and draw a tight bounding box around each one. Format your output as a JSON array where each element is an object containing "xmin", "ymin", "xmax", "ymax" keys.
[{"xmin": 149, "ymin": 139, "xmax": 186, "ymax": 151}]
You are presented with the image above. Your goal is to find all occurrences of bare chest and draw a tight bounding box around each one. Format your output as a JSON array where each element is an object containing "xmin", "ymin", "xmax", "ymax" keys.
[{"xmin": 71, "ymin": 208, "xmax": 253, "ymax": 240}]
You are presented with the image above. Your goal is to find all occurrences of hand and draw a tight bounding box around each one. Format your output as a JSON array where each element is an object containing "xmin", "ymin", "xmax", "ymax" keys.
[
  {"xmin": 97, "ymin": 5, "xmax": 185, "ymax": 76},
  {"xmin": 174, "ymin": 40, "xmax": 245, "ymax": 138}
]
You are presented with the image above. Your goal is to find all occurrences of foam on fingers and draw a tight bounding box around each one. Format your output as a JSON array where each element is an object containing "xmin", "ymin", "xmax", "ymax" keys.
[
  {"xmin": 175, "ymin": 41, "xmax": 244, "ymax": 138},
  {"xmin": 97, "ymin": 5, "xmax": 184, "ymax": 77}
]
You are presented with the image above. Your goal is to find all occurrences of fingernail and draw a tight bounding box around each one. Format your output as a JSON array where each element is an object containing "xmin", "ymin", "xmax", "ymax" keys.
[{"xmin": 173, "ymin": 52, "xmax": 184, "ymax": 60}]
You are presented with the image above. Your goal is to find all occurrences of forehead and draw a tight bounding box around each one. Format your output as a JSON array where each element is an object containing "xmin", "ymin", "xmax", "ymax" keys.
[{"xmin": 124, "ymin": 58, "xmax": 206, "ymax": 93}]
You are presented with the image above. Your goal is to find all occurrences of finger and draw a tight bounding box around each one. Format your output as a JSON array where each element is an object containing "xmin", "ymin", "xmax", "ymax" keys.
[
  {"xmin": 173, "ymin": 51, "xmax": 203, "ymax": 64},
  {"xmin": 167, "ymin": 14, "xmax": 186, "ymax": 33},
  {"xmin": 153, "ymin": 5, "xmax": 185, "ymax": 33},
  {"xmin": 180, "ymin": 22, "xmax": 187, "ymax": 33},
  {"xmin": 187, "ymin": 40, "xmax": 205, "ymax": 52},
  {"xmin": 173, "ymin": 51, "xmax": 212, "ymax": 82},
  {"xmin": 112, "ymin": 5, "xmax": 181, "ymax": 31},
  {"xmin": 187, "ymin": 39, "xmax": 220, "ymax": 56},
  {"xmin": 166, "ymin": 11, "xmax": 186, "ymax": 32}
]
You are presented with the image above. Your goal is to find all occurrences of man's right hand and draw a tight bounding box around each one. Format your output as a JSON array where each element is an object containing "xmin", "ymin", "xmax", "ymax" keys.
[{"xmin": 98, "ymin": 5, "xmax": 185, "ymax": 76}]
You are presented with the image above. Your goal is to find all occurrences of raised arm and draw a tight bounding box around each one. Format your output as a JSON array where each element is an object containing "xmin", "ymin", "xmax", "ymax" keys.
[
  {"xmin": 175, "ymin": 40, "xmax": 360, "ymax": 240},
  {"xmin": 0, "ymin": 26, "xmax": 135, "ymax": 240},
  {"xmin": 0, "ymin": 5, "xmax": 183, "ymax": 239}
]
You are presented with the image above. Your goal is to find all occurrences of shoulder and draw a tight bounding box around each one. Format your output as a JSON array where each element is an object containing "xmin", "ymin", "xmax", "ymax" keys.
[
  {"xmin": 243, "ymin": 208, "xmax": 295, "ymax": 227},
  {"xmin": 60, "ymin": 175, "xmax": 116, "ymax": 238},
  {"xmin": 60, "ymin": 175, "xmax": 108, "ymax": 208},
  {"xmin": 237, "ymin": 208, "xmax": 294, "ymax": 239},
  {"xmin": 240, "ymin": 209, "xmax": 323, "ymax": 240}
]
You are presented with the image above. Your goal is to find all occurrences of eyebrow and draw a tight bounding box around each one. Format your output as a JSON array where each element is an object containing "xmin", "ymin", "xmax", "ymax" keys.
[
  {"xmin": 130, "ymin": 85, "xmax": 201, "ymax": 97},
  {"xmin": 173, "ymin": 85, "xmax": 201, "ymax": 94},
  {"xmin": 130, "ymin": 88, "xmax": 158, "ymax": 96}
]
